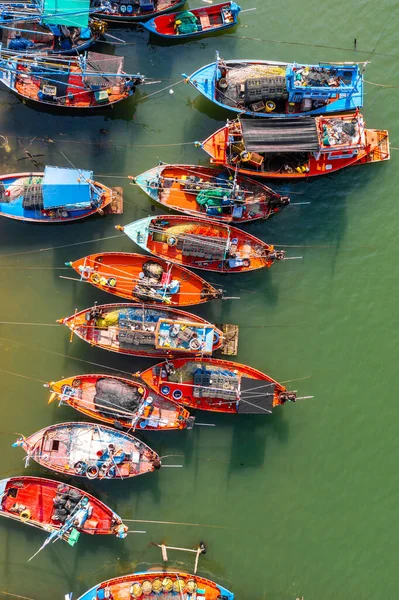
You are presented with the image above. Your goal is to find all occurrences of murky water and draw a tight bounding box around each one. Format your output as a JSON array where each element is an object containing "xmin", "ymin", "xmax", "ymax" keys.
[{"xmin": 0, "ymin": 1, "xmax": 398, "ymax": 599}]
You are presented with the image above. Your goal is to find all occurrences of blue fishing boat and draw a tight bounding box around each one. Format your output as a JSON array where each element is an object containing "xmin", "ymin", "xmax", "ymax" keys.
[
  {"xmin": 90, "ymin": 0, "xmax": 186, "ymax": 23},
  {"xmin": 0, "ymin": 0, "xmax": 105, "ymax": 55},
  {"xmin": 0, "ymin": 166, "xmax": 113, "ymax": 222},
  {"xmin": 142, "ymin": 2, "xmax": 241, "ymax": 39},
  {"xmin": 185, "ymin": 52, "xmax": 364, "ymax": 117}
]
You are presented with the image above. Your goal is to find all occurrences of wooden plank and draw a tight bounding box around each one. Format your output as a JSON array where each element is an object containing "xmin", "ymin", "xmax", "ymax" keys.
[
  {"xmin": 105, "ymin": 187, "xmax": 123, "ymax": 214},
  {"xmin": 220, "ymin": 324, "xmax": 239, "ymax": 356}
]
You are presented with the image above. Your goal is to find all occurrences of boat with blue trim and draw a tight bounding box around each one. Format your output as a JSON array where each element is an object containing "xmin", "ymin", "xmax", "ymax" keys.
[
  {"xmin": 186, "ymin": 53, "xmax": 364, "ymax": 117},
  {"xmin": 76, "ymin": 571, "xmax": 234, "ymax": 600},
  {"xmin": 0, "ymin": 166, "xmax": 113, "ymax": 222},
  {"xmin": 13, "ymin": 422, "xmax": 161, "ymax": 480},
  {"xmin": 91, "ymin": 0, "xmax": 185, "ymax": 23},
  {"xmin": 57, "ymin": 302, "xmax": 233, "ymax": 358},
  {"xmin": 142, "ymin": 2, "xmax": 241, "ymax": 39}
]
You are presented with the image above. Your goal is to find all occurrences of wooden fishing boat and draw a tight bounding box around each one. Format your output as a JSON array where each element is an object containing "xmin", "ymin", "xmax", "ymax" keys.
[
  {"xmin": 0, "ymin": 166, "xmax": 113, "ymax": 222},
  {"xmin": 91, "ymin": 0, "xmax": 185, "ymax": 23},
  {"xmin": 201, "ymin": 113, "xmax": 390, "ymax": 179},
  {"xmin": 140, "ymin": 357, "xmax": 297, "ymax": 414},
  {"xmin": 13, "ymin": 422, "xmax": 161, "ymax": 480},
  {"xmin": 133, "ymin": 164, "xmax": 290, "ymax": 223},
  {"xmin": 0, "ymin": 476, "xmax": 128, "ymax": 552},
  {"xmin": 67, "ymin": 252, "xmax": 224, "ymax": 306},
  {"xmin": 57, "ymin": 303, "xmax": 236, "ymax": 358},
  {"xmin": 141, "ymin": 2, "xmax": 241, "ymax": 39},
  {"xmin": 0, "ymin": 51, "xmax": 145, "ymax": 109},
  {"xmin": 77, "ymin": 571, "xmax": 234, "ymax": 600},
  {"xmin": 117, "ymin": 214, "xmax": 285, "ymax": 273},
  {"xmin": 186, "ymin": 54, "xmax": 364, "ymax": 117},
  {"xmin": 46, "ymin": 373, "xmax": 195, "ymax": 431}
]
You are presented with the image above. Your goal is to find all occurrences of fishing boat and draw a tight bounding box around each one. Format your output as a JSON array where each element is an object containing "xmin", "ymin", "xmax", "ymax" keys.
[
  {"xmin": 67, "ymin": 252, "xmax": 224, "ymax": 306},
  {"xmin": 76, "ymin": 571, "xmax": 234, "ymax": 600},
  {"xmin": 57, "ymin": 302, "xmax": 237, "ymax": 358},
  {"xmin": 0, "ymin": 166, "xmax": 113, "ymax": 222},
  {"xmin": 140, "ymin": 357, "xmax": 298, "ymax": 414},
  {"xmin": 141, "ymin": 2, "xmax": 241, "ymax": 39},
  {"xmin": 46, "ymin": 373, "xmax": 195, "ymax": 431},
  {"xmin": 13, "ymin": 422, "xmax": 161, "ymax": 480},
  {"xmin": 117, "ymin": 214, "xmax": 285, "ymax": 273},
  {"xmin": 186, "ymin": 53, "xmax": 364, "ymax": 117},
  {"xmin": 0, "ymin": 476, "xmax": 128, "ymax": 556},
  {"xmin": 0, "ymin": 0, "xmax": 106, "ymax": 55},
  {"xmin": 200, "ymin": 113, "xmax": 390, "ymax": 179},
  {"xmin": 90, "ymin": 0, "xmax": 186, "ymax": 23},
  {"xmin": 0, "ymin": 51, "xmax": 145, "ymax": 109},
  {"xmin": 133, "ymin": 163, "xmax": 290, "ymax": 223}
]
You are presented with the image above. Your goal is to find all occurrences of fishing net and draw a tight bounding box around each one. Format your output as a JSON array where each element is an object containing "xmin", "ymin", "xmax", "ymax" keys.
[
  {"xmin": 142, "ymin": 260, "xmax": 164, "ymax": 280},
  {"xmin": 85, "ymin": 51, "xmax": 124, "ymax": 88},
  {"xmin": 94, "ymin": 378, "xmax": 143, "ymax": 418},
  {"xmin": 95, "ymin": 310, "xmax": 120, "ymax": 327},
  {"xmin": 226, "ymin": 63, "xmax": 286, "ymax": 86},
  {"xmin": 196, "ymin": 187, "xmax": 232, "ymax": 207},
  {"xmin": 175, "ymin": 11, "xmax": 199, "ymax": 35},
  {"xmin": 169, "ymin": 361, "xmax": 197, "ymax": 383}
]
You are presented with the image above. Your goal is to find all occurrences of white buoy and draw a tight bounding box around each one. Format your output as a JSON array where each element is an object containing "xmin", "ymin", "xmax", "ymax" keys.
[{"xmin": 169, "ymin": 89, "xmax": 174, "ymax": 94}]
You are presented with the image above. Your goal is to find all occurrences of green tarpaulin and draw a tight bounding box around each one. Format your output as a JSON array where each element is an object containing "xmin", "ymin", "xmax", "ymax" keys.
[
  {"xmin": 42, "ymin": 0, "xmax": 90, "ymax": 28},
  {"xmin": 196, "ymin": 188, "xmax": 232, "ymax": 207}
]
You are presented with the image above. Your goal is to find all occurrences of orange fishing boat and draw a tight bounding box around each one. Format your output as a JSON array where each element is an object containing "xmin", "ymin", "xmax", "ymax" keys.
[
  {"xmin": 77, "ymin": 571, "xmax": 234, "ymax": 600},
  {"xmin": 67, "ymin": 252, "xmax": 223, "ymax": 306},
  {"xmin": 117, "ymin": 214, "xmax": 285, "ymax": 273},
  {"xmin": 201, "ymin": 112, "xmax": 390, "ymax": 179},
  {"xmin": 133, "ymin": 163, "xmax": 290, "ymax": 223},
  {"xmin": 57, "ymin": 303, "xmax": 234, "ymax": 358},
  {"xmin": 0, "ymin": 476, "xmax": 128, "ymax": 556},
  {"xmin": 46, "ymin": 373, "xmax": 195, "ymax": 431},
  {"xmin": 13, "ymin": 422, "xmax": 161, "ymax": 480},
  {"xmin": 140, "ymin": 357, "xmax": 297, "ymax": 413}
]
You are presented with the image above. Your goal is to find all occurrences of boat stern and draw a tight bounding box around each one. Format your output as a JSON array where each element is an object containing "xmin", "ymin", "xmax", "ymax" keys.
[{"xmin": 186, "ymin": 61, "xmax": 217, "ymax": 103}]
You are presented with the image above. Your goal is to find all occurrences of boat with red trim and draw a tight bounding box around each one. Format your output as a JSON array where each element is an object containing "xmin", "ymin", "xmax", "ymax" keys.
[
  {"xmin": 57, "ymin": 303, "xmax": 234, "ymax": 358},
  {"xmin": 67, "ymin": 252, "xmax": 223, "ymax": 306},
  {"xmin": 76, "ymin": 571, "xmax": 234, "ymax": 600},
  {"xmin": 0, "ymin": 476, "xmax": 128, "ymax": 551},
  {"xmin": 13, "ymin": 422, "xmax": 161, "ymax": 480},
  {"xmin": 142, "ymin": 2, "xmax": 241, "ymax": 39},
  {"xmin": 133, "ymin": 163, "xmax": 289, "ymax": 223},
  {"xmin": 200, "ymin": 113, "xmax": 390, "ymax": 179},
  {"xmin": 46, "ymin": 373, "xmax": 195, "ymax": 431},
  {"xmin": 117, "ymin": 214, "xmax": 285, "ymax": 273},
  {"xmin": 140, "ymin": 357, "xmax": 297, "ymax": 414}
]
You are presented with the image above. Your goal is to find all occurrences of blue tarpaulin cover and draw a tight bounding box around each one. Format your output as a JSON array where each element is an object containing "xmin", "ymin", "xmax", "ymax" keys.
[{"xmin": 42, "ymin": 166, "xmax": 93, "ymax": 209}]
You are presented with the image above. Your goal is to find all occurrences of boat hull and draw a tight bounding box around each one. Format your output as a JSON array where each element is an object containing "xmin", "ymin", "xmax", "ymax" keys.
[
  {"xmin": 47, "ymin": 373, "xmax": 194, "ymax": 431},
  {"xmin": 68, "ymin": 252, "xmax": 223, "ymax": 306},
  {"xmin": 92, "ymin": 0, "xmax": 186, "ymax": 22},
  {"xmin": 134, "ymin": 164, "xmax": 289, "ymax": 223}
]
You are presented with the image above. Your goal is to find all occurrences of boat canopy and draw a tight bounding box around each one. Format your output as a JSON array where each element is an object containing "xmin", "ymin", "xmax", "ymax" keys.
[
  {"xmin": 237, "ymin": 377, "xmax": 275, "ymax": 414},
  {"xmin": 42, "ymin": 166, "xmax": 93, "ymax": 209},
  {"xmin": 42, "ymin": 0, "xmax": 90, "ymax": 28},
  {"xmin": 241, "ymin": 118, "xmax": 320, "ymax": 153}
]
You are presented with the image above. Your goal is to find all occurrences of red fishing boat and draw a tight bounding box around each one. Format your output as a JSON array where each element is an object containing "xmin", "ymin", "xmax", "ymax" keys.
[
  {"xmin": 46, "ymin": 373, "xmax": 195, "ymax": 431},
  {"xmin": 57, "ymin": 303, "xmax": 236, "ymax": 358},
  {"xmin": 140, "ymin": 357, "xmax": 297, "ymax": 413},
  {"xmin": 117, "ymin": 214, "xmax": 285, "ymax": 273},
  {"xmin": 201, "ymin": 112, "xmax": 390, "ymax": 179},
  {"xmin": 133, "ymin": 164, "xmax": 290, "ymax": 223},
  {"xmin": 67, "ymin": 252, "xmax": 223, "ymax": 306},
  {"xmin": 77, "ymin": 571, "xmax": 234, "ymax": 600},
  {"xmin": 13, "ymin": 422, "xmax": 161, "ymax": 480},
  {"xmin": 0, "ymin": 476, "xmax": 128, "ymax": 556}
]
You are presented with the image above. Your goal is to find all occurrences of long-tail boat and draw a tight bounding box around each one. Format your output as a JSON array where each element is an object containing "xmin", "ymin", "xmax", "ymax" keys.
[
  {"xmin": 0, "ymin": 0, "xmax": 106, "ymax": 55},
  {"xmin": 0, "ymin": 51, "xmax": 145, "ymax": 109},
  {"xmin": 90, "ymin": 0, "xmax": 185, "ymax": 23},
  {"xmin": 67, "ymin": 252, "xmax": 223, "ymax": 306},
  {"xmin": 13, "ymin": 422, "xmax": 161, "ymax": 480},
  {"xmin": 76, "ymin": 571, "xmax": 234, "ymax": 600},
  {"xmin": 46, "ymin": 373, "xmax": 195, "ymax": 431},
  {"xmin": 142, "ymin": 2, "xmax": 241, "ymax": 39},
  {"xmin": 117, "ymin": 214, "xmax": 285, "ymax": 273},
  {"xmin": 0, "ymin": 476, "xmax": 128, "ymax": 555},
  {"xmin": 186, "ymin": 53, "xmax": 364, "ymax": 117},
  {"xmin": 0, "ymin": 166, "xmax": 113, "ymax": 222},
  {"xmin": 57, "ymin": 303, "xmax": 236, "ymax": 357},
  {"xmin": 133, "ymin": 163, "xmax": 289, "ymax": 223},
  {"xmin": 140, "ymin": 357, "xmax": 297, "ymax": 414},
  {"xmin": 200, "ymin": 112, "xmax": 390, "ymax": 179}
]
